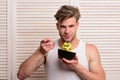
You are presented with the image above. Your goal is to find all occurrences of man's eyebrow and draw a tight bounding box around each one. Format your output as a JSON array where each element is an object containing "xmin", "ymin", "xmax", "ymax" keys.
[{"xmin": 60, "ymin": 25, "xmax": 65, "ymax": 27}]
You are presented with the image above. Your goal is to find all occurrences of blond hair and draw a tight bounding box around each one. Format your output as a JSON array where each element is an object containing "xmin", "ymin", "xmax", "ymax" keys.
[{"xmin": 54, "ymin": 5, "xmax": 81, "ymax": 23}]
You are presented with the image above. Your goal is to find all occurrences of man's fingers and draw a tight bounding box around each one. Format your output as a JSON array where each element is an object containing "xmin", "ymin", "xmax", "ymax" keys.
[
  {"xmin": 62, "ymin": 55, "xmax": 78, "ymax": 64},
  {"xmin": 41, "ymin": 41, "xmax": 54, "ymax": 47},
  {"xmin": 74, "ymin": 55, "xmax": 78, "ymax": 60},
  {"xmin": 40, "ymin": 38, "xmax": 55, "ymax": 54},
  {"xmin": 62, "ymin": 58, "xmax": 72, "ymax": 64},
  {"xmin": 42, "ymin": 38, "xmax": 51, "ymax": 43}
]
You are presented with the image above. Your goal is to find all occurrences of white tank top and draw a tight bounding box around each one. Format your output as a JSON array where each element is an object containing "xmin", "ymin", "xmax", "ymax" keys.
[{"xmin": 45, "ymin": 40, "xmax": 89, "ymax": 80}]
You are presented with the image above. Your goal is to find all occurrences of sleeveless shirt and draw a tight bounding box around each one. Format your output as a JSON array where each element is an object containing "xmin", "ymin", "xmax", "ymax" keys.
[{"xmin": 45, "ymin": 40, "xmax": 89, "ymax": 80}]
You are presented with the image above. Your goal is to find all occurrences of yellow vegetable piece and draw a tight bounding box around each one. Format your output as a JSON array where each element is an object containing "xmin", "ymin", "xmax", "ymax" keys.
[{"xmin": 62, "ymin": 42, "xmax": 72, "ymax": 51}]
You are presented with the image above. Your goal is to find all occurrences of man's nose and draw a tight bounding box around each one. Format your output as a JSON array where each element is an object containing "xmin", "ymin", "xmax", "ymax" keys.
[{"xmin": 65, "ymin": 27, "xmax": 70, "ymax": 34}]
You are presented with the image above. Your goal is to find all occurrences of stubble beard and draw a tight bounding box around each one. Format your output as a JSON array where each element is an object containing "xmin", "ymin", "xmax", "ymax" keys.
[{"xmin": 60, "ymin": 33, "xmax": 76, "ymax": 43}]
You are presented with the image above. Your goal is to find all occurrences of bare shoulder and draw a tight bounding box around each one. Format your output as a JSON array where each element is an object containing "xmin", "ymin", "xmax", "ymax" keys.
[
  {"xmin": 86, "ymin": 43, "xmax": 98, "ymax": 52},
  {"xmin": 86, "ymin": 43, "xmax": 100, "ymax": 62}
]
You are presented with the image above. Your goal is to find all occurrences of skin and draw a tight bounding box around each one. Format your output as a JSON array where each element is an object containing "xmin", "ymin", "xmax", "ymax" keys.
[{"xmin": 17, "ymin": 17, "xmax": 106, "ymax": 80}]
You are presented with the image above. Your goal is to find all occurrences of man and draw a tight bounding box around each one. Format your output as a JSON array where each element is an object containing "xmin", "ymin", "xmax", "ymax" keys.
[{"xmin": 17, "ymin": 5, "xmax": 106, "ymax": 80}]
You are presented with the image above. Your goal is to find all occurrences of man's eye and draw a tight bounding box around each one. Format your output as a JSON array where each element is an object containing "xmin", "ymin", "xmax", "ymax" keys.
[
  {"xmin": 60, "ymin": 26, "xmax": 65, "ymax": 28},
  {"xmin": 69, "ymin": 25, "xmax": 74, "ymax": 28}
]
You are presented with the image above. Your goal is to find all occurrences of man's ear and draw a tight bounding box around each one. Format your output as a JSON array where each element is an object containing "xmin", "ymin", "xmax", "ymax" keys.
[
  {"xmin": 56, "ymin": 23, "xmax": 59, "ymax": 30},
  {"xmin": 77, "ymin": 22, "xmax": 80, "ymax": 29}
]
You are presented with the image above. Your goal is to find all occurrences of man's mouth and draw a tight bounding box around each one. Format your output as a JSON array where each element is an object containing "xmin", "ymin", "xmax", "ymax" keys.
[{"xmin": 64, "ymin": 35, "xmax": 70, "ymax": 39}]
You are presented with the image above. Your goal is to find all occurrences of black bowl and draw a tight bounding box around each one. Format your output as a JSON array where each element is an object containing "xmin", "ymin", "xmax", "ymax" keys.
[{"xmin": 58, "ymin": 49, "xmax": 76, "ymax": 60}]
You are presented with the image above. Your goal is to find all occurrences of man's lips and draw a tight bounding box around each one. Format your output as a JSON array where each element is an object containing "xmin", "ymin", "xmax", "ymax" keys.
[{"xmin": 64, "ymin": 35, "xmax": 70, "ymax": 39}]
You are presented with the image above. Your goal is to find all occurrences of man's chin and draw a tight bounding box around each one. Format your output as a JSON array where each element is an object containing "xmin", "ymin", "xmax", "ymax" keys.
[
  {"xmin": 64, "ymin": 39, "xmax": 72, "ymax": 42},
  {"xmin": 61, "ymin": 37, "xmax": 73, "ymax": 42}
]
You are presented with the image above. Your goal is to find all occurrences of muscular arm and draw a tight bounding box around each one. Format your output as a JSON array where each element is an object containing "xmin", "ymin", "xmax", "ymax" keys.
[
  {"xmin": 75, "ymin": 44, "xmax": 105, "ymax": 80},
  {"xmin": 62, "ymin": 43, "xmax": 106, "ymax": 80},
  {"xmin": 17, "ymin": 48, "xmax": 45, "ymax": 80},
  {"xmin": 17, "ymin": 38, "xmax": 54, "ymax": 80}
]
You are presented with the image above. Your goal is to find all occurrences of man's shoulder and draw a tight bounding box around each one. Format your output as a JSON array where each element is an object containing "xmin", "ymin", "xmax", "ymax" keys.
[
  {"xmin": 86, "ymin": 43, "xmax": 99, "ymax": 61},
  {"xmin": 86, "ymin": 43, "xmax": 98, "ymax": 52}
]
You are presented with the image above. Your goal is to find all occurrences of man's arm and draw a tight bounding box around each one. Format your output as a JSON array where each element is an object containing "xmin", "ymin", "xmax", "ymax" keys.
[
  {"xmin": 75, "ymin": 44, "xmax": 105, "ymax": 80},
  {"xmin": 17, "ymin": 48, "xmax": 45, "ymax": 80},
  {"xmin": 17, "ymin": 38, "xmax": 55, "ymax": 80},
  {"xmin": 62, "ymin": 43, "xmax": 106, "ymax": 80}
]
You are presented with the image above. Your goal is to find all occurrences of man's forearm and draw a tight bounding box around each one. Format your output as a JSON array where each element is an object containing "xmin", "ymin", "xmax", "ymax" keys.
[
  {"xmin": 17, "ymin": 49, "xmax": 45, "ymax": 79},
  {"xmin": 74, "ymin": 64, "xmax": 106, "ymax": 80}
]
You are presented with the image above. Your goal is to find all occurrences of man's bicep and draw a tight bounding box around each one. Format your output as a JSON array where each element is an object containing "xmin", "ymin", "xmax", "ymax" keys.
[
  {"xmin": 87, "ymin": 44, "xmax": 104, "ymax": 74},
  {"xmin": 89, "ymin": 56, "xmax": 103, "ymax": 74}
]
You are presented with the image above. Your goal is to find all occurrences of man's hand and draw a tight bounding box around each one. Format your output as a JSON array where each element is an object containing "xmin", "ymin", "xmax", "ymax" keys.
[
  {"xmin": 17, "ymin": 38, "xmax": 55, "ymax": 80},
  {"xmin": 60, "ymin": 55, "xmax": 80, "ymax": 70},
  {"xmin": 40, "ymin": 38, "xmax": 55, "ymax": 55}
]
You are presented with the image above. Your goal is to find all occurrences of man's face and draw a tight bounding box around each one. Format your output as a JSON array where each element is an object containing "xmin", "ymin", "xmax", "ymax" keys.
[{"xmin": 57, "ymin": 17, "xmax": 79, "ymax": 42}]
